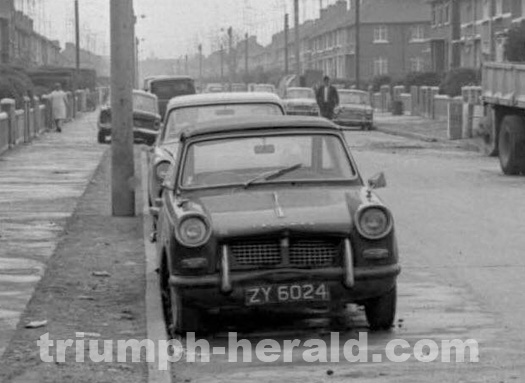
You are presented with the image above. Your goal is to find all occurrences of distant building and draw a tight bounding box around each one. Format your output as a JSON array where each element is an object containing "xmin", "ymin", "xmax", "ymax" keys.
[
  {"xmin": 0, "ymin": 0, "xmax": 60, "ymax": 67},
  {"xmin": 429, "ymin": 0, "xmax": 525, "ymax": 71},
  {"xmin": 59, "ymin": 42, "xmax": 110, "ymax": 78}
]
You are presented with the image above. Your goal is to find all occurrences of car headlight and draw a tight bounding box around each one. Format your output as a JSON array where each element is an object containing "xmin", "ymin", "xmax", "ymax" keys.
[
  {"xmin": 155, "ymin": 161, "xmax": 170, "ymax": 181},
  {"xmin": 355, "ymin": 205, "xmax": 393, "ymax": 240},
  {"xmin": 176, "ymin": 215, "xmax": 211, "ymax": 247}
]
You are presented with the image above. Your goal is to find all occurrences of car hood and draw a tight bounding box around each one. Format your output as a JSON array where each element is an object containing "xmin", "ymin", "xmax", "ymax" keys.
[{"xmin": 193, "ymin": 187, "xmax": 365, "ymax": 238}]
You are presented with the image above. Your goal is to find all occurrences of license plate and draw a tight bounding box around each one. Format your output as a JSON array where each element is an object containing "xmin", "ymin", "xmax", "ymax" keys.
[{"xmin": 245, "ymin": 282, "xmax": 330, "ymax": 306}]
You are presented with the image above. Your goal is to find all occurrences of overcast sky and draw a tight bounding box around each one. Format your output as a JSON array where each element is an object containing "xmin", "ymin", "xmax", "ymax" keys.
[{"xmin": 25, "ymin": 0, "xmax": 346, "ymax": 59}]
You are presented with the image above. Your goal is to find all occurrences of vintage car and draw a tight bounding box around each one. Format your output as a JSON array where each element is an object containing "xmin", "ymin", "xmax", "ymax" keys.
[
  {"xmin": 333, "ymin": 89, "xmax": 374, "ymax": 130},
  {"xmin": 146, "ymin": 75, "xmax": 196, "ymax": 119},
  {"xmin": 97, "ymin": 90, "xmax": 161, "ymax": 145},
  {"xmin": 249, "ymin": 83, "xmax": 276, "ymax": 94},
  {"xmin": 203, "ymin": 83, "xmax": 225, "ymax": 93},
  {"xmin": 282, "ymin": 87, "xmax": 320, "ymax": 116},
  {"xmin": 147, "ymin": 92, "xmax": 286, "ymax": 220},
  {"xmin": 155, "ymin": 116, "xmax": 400, "ymax": 336}
]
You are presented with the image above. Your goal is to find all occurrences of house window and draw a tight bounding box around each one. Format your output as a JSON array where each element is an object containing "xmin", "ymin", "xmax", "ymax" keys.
[
  {"xmin": 373, "ymin": 57, "xmax": 388, "ymax": 75},
  {"xmin": 410, "ymin": 57, "xmax": 425, "ymax": 72},
  {"xmin": 411, "ymin": 25, "xmax": 425, "ymax": 41},
  {"xmin": 495, "ymin": 0, "xmax": 503, "ymax": 15},
  {"xmin": 443, "ymin": 2, "xmax": 450, "ymax": 23},
  {"xmin": 374, "ymin": 25, "xmax": 388, "ymax": 43},
  {"xmin": 483, "ymin": 0, "xmax": 492, "ymax": 19}
]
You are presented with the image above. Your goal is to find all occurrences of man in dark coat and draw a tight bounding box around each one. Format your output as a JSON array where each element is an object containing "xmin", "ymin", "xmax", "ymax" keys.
[{"xmin": 316, "ymin": 76, "xmax": 339, "ymax": 120}]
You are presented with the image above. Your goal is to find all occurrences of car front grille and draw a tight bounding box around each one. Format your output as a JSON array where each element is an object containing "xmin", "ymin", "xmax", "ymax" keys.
[{"xmin": 227, "ymin": 238, "xmax": 340, "ymax": 269}]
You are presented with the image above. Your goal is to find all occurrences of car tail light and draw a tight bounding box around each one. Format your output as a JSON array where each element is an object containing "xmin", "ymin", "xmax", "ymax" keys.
[
  {"xmin": 355, "ymin": 205, "xmax": 393, "ymax": 240},
  {"xmin": 176, "ymin": 215, "xmax": 211, "ymax": 248}
]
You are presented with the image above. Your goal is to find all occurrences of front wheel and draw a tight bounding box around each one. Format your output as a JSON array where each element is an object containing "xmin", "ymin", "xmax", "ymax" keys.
[
  {"xmin": 498, "ymin": 115, "xmax": 525, "ymax": 175},
  {"xmin": 364, "ymin": 285, "xmax": 396, "ymax": 331},
  {"xmin": 159, "ymin": 257, "xmax": 202, "ymax": 338}
]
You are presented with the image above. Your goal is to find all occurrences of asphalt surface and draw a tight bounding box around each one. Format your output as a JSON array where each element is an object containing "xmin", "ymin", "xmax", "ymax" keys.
[
  {"xmin": 167, "ymin": 129, "xmax": 525, "ymax": 382},
  {"xmin": 0, "ymin": 114, "xmax": 105, "ymax": 357}
]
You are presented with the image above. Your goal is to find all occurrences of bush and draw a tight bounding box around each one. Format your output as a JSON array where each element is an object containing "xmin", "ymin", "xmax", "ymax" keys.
[
  {"xmin": 402, "ymin": 71, "xmax": 442, "ymax": 88},
  {"xmin": 504, "ymin": 23, "xmax": 525, "ymax": 62},
  {"xmin": 0, "ymin": 66, "xmax": 34, "ymax": 108},
  {"xmin": 370, "ymin": 75, "xmax": 392, "ymax": 92},
  {"xmin": 439, "ymin": 67, "xmax": 480, "ymax": 97}
]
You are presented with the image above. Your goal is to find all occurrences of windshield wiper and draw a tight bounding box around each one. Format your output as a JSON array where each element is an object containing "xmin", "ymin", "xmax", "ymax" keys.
[{"xmin": 243, "ymin": 163, "xmax": 302, "ymax": 189}]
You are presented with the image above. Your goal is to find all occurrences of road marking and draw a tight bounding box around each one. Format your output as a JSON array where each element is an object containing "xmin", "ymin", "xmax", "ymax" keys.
[{"xmin": 141, "ymin": 151, "xmax": 172, "ymax": 383}]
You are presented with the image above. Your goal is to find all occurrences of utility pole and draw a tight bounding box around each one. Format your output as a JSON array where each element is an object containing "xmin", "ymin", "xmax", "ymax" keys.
[
  {"xmin": 185, "ymin": 54, "xmax": 188, "ymax": 75},
  {"xmin": 110, "ymin": 0, "xmax": 135, "ymax": 216},
  {"xmin": 228, "ymin": 26, "xmax": 233, "ymax": 92},
  {"xmin": 220, "ymin": 44, "xmax": 224, "ymax": 83},
  {"xmin": 198, "ymin": 44, "xmax": 203, "ymax": 87},
  {"xmin": 244, "ymin": 33, "xmax": 249, "ymax": 85},
  {"xmin": 74, "ymin": 0, "xmax": 80, "ymax": 90},
  {"xmin": 355, "ymin": 0, "xmax": 361, "ymax": 89},
  {"xmin": 294, "ymin": 0, "xmax": 301, "ymax": 81},
  {"xmin": 284, "ymin": 13, "xmax": 289, "ymax": 74}
]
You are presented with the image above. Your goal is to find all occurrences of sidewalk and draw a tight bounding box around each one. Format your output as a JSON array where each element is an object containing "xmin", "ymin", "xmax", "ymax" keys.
[
  {"xmin": 0, "ymin": 113, "xmax": 105, "ymax": 357},
  {"xmin": 373, "ymin": 112, "xmax": 482, "ymax": 152},
  {"xmin": 0, "ymin": 124, "xmax": 149, "ymax": 382}
]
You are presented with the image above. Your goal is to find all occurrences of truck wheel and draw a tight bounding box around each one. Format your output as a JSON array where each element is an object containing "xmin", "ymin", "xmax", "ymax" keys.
[
  {"xmin": 159, "ymin": 256, "xmax": 201, "ymax": 338},
  {"xmin": 364, "ymin": 285, "xmax": 396, "ymax": 331},
  {"xmin": 97, "ymin": 131, "xmax": 106, "ymax": 144},
  {"xmin": 498, "ymin": 115, "xmax": 525, "ymax": 175}
]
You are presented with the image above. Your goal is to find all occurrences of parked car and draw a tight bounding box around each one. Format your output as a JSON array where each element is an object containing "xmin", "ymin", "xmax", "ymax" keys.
[
  {"xmin": 249, "ymin": 83, "xmax": 276, "ymax": 94},
  {"xmin": 97, "ymin": 90, "xmax": 161, "ymax": 145},
  {"xmin": 147, "ymin": 92, "xmax": 286, "ymax": 223},
  {"xmin": 147, "ymin": 75, "xmax": 196, "ymax": 119},
  {"xmin": 282, "ymin": 87, "xmax": 320, "ymax": 116},
  {"xmin": 333, "ymin": 90, "xmax": 374, "ymax": 130},
  {"xmin": 155, "ymin": 115, "xmax": 400, "ymax": 336},
  {"xmin": 203, "ymin": 83, "xmax": 224, "ymax": 93}
]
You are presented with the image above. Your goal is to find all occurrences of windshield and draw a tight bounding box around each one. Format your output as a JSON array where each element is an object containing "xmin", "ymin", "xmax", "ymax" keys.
[
  {"xmin": 285, "ymin": 89, "xmax": 315, "ymax": 100},
  {"xmin": 339, "ymin": 91, "xmax": 370, "ymax": 105},
  {"xmin": 150, "ymin": 79, "xmax": 195, "ymax": 100},
  {"xmin": 180, "ymin": 134, "xmax": 355, "ymax": 188},
  {"xmin": 133, "ymin": 93, "xmax": 158, "ymax": 114},
  {"xmin": 164, "ymin": 103, "xmax": 284, "ymax": 140}
]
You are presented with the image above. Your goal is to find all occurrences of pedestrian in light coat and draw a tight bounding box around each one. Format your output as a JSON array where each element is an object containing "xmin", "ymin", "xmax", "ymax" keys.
[
  {"xmin": 48, "ymin": 83, "xmax": 69, "ymax": 132},
  {"xmin": 316, "ymin": 76, "xmax": 339, "ymax": 120}
]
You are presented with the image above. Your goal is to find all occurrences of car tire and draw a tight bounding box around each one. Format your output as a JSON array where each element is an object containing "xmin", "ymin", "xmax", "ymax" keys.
[
  {"xmin": 97, "ymin": 131, "xmax": 106, "ymax": 144},
  {"xmin": 364, "ymin": 285, "xmax": 396, "ymax": 331},
  {"xmin": 159, "ymin": 256, "xmax": 202, "ymax": 338},
  {"xmin": 498, "ymin": 115, "xmax": 525, "ymax": 175}
]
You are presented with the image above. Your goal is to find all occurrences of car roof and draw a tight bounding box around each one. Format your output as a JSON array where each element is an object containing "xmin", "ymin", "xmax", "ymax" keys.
[
  {"xmin": 180, "ymin": 115, "xmax": 341, "ymax": 140},
  {"xmin": 339, "ymin": 89, "xmax": 368, "ymax": 94},
  {"xmin": 149, "ymin": 75, "xmax": 194, "ymax": 82},
  {"xmin": 167, "ymin": 92, "xmax": 284, "ymax": 109},
  {"xmin": 287, "ymin": 87, "xmax": 313, "ymax": 91}
]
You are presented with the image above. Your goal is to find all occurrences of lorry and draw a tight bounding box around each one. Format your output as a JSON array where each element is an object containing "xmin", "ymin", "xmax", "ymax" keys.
[{"xmin": 479, "ymin": 62, "xmax": 525, "ymax": 175}]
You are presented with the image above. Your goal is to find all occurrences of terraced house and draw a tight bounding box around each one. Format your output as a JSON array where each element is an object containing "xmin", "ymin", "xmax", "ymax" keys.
[
  {"xmin": 306, "ymin": 0, "xmax": 431, "ymax": 82},
  {"xmin": 429, "ymin": 0, "xmax": 525, "ymax": 71}
]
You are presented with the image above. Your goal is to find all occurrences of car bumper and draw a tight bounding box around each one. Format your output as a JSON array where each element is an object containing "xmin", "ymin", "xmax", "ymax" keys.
[
  {"xmin": 171, "ymin": 265, "xmax": 401, "ymax": 308},
  {"xmin": 333, "ymin": 117, "xmax": 373, "ymax": 126},
  {"xmin": 98, "ymin": 125, "xmax": 158, "ymax": 144}
]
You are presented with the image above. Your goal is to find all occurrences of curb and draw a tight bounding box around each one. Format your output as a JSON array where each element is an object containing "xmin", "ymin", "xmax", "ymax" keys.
[
  {"xmin": 141, "ymin": 151, "xmax": 172, "ymax": 383},
  {"xmin": 376, "ymin": 125, "xmax": 482, "ymax": 153}
]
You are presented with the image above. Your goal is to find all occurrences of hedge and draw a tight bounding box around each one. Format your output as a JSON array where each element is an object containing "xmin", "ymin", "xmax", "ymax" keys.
[{"xmin": 0, "ymin": 65, "xmax": 35, "ymax": 108}]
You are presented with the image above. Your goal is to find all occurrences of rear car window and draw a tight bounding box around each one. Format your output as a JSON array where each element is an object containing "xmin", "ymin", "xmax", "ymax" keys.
[{"xmin": 151, "ymin": 80, "xmax": 195, "ymax": 100}]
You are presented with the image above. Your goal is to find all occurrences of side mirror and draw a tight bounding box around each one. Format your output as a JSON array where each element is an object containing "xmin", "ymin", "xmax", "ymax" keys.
[{"xmin": 367, "ymin": 172, "xmax": 386, "ymax": 190}]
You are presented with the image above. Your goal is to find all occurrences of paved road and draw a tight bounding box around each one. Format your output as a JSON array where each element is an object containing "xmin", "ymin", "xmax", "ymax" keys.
[
  {"xmin": 167, "ymin": 129, "xmax": 525, "ymax": 382},
  {"xmin": 0, "ymin": 114, "xmax": 105, "ymax": 357}
]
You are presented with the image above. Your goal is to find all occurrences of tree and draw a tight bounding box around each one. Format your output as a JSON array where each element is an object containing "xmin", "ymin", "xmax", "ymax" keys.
[{"xmin": 504, "ymin": 23, "xmax": 525, "ymax": 62}]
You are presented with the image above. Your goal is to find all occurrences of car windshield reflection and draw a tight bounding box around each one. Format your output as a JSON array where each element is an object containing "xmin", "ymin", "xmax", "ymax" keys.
[{"xmin": 180, "ymin": 133, "xmax": 356, "ymax": 189}]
